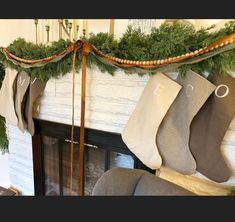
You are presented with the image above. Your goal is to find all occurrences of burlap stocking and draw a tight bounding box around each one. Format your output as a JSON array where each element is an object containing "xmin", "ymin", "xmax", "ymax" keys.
[
  {"xmin": 189, "ymin": 73, "xmax": 235, "ymax": 182},
  {"xmin": 14, "ymin": 71, "xmax": 30, "ymax": 132},
  {"xmin": 121, "ymin": 72, "xmax": 182, "ymax": 169},
  {"xmin": 157, "ymin": 70, "xmax": 216, "ymax": 175},
  {"xmin": 25, "ymin": 77, "xmax": 47, "ymax": 136}
]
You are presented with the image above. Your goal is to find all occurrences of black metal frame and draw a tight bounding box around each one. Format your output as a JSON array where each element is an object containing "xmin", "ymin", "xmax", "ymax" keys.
[{"xmin": 32, "ymin": 118, "xmax": 155, "ymax": 196}]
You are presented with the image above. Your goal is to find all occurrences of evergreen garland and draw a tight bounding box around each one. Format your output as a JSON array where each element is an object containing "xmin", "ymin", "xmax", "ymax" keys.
[{"xmin": 0, "ymin": 20, "xmax": 234, "ymax": 80}]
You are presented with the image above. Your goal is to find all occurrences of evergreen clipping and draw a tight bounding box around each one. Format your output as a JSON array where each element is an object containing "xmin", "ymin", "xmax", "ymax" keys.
[{"xmin": 0, "ymin": 63, "xmax": 8, "ymax": 153}]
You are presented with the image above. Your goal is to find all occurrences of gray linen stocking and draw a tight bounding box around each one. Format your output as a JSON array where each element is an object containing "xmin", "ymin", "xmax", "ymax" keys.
[
  {"xmin": 157, "ymin": 70, "xmax": 216, "ymax": 175},
  {"xmin": 25, "ymin": 77, "xmax": 47, "ymax": 135},
  {"xmin": 122, "ymin": 72, "xmax": 182, "ymax": 169},
  {"xmin": 0, "ymin": 68, "xmax": 18, "ymax": 125},
  {"xmin": 14, "ymin": 71, "xmax": 30, "ymax": 132},
  {"xmin": 189, "ymin": 73, "xmax": 235, "ymax": 182}
]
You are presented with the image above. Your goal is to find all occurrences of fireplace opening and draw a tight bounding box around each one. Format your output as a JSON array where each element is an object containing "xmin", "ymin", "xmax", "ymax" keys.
[{"xmin": 32, "ymin": 119, "xmax": 155, "ymax": 196}]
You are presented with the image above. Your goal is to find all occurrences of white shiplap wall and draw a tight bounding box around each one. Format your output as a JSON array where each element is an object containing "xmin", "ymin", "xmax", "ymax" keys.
[{"xmin": 38, "ymin": 68, "xmax": 149, "ymax": 133}]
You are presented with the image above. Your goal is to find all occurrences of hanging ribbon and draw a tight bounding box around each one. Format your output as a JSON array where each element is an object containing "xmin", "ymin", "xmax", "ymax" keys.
[
  {"xmin": 77, "ymin": 42, "xmax": 90, "ymax": 196},
  {"xmin": 69, "ymin": 43, "xmax": 78, "ymax": 196}
]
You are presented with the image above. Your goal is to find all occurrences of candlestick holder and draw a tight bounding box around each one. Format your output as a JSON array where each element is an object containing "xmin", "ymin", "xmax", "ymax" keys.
[
  {"xmin": 82, "ymin": 29, "xmax": 86, "ymax": 38},
  {"xmin": 65, "ymin": 19, "xmax": 69, "ymax": 31},
  {"xmin": 68, "ymin": 22, "xmax": 72, "ymax": 40},
  {"xmin": 34, "ymin": 19, "xmax": 39, "ymax": 44},
  {"xmin": 45, "ymin": 25, "xmax": 50, "ymax": 43},
  {"xmin": 58, "ymin": 19, "xmax": 63, "ymax": 39}
]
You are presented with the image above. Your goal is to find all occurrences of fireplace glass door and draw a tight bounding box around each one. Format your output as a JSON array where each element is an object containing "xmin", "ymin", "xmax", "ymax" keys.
[{"xmin": 42, "ymin": 135, "xmax": 134, "ymax": 196}]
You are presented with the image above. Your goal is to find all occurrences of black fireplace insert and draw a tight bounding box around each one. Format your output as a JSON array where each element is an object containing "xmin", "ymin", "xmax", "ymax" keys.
[{"xmin": 32, "ymin": 119, "xmax": 155, "ymax": 196}]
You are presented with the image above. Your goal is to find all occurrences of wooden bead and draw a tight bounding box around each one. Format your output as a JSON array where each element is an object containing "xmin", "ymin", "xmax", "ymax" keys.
[
  {"xmin": 189, "ymin": 52, "xmax": 194, "ymax": 56},
  {"xmin": 210, "ymin": 47, "xmax": 214, "ymax": 51},
  {"xmin": 220, "ymin": 43, "xmax": 224, "ymax": 47},
  {"xmin": 194, "ymin": 50, "xmax": 199, "ymax": 55},
  {"xmin": 136, "ymin": 61, "xmax": 140, "ymax": 65},
  {"xmin": 229, "ymin": 39, "xmax": 234, "ymax": 43},
  {"xmin": 146, "ymin": 61, "xmax": 150, "ymax": 65},
  {"xmin": 142, "ymin": 61, "xmax": 146, "ymax": 65},
  {"xmin": 149, "ymin": 61, "xmax": 154, "ymax": 65},
  {"xmin": 168, "ymin": 58, "xmax": 173, "ymax": 62},
  {"xmin": 153, "ymin": 60, "xmax": 158, "ymax": 65},
  {"xmin": 215, "ymin": 45, "xmax": 219, "ymax": 49},
  {"xmin": 224, "ymin": 40, "xmax": 229, "ymax": 45}
]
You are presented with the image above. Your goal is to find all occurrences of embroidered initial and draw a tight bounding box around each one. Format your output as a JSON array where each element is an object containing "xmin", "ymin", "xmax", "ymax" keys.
[
  {"xmin": 186, "ymin": 84, "xmax": 194, "ymax": 97},
  {"xmin": 153, "ymin": 84, "xmax": 164, "ymax": 96},
  {"xmin": 18, "ymin": 76, "xmax": 26, "ymax": 86},
  {"xmin": 31, "ymin": 77, "xmax": 37, "ymax": 84},
  {"xmin": 215, "ymin": 84, "xmax": 229, "ymax": 98}
]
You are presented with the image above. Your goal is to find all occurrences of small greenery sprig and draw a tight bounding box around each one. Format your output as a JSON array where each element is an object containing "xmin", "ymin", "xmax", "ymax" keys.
[
  {"xmin": 228, "ymin": 187, "xmax": 235, "ymax": 196},
  {"xmin": 0, "ymin": 64, "xmax": 8, "ymax": 153}
]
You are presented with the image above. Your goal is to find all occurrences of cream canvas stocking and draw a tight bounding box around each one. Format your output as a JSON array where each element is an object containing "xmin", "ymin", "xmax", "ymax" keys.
[
  {"xmin": 0, "ymin": 68, "xmax": 18, "ymax": 125},
  {"xmin": 156, "ymin": 70, "xmax": 216, "ymax": 175},
  {"xmin": 121, "ymin": 72, "xmax": 182, "ymax": 169},
  {"xmin": 14, "ymin": 71, "xmax": 30, "ymax": 132},
  {"xmin": 189, "ymin": 73, "xmax": 235, "ymax": 182}
]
